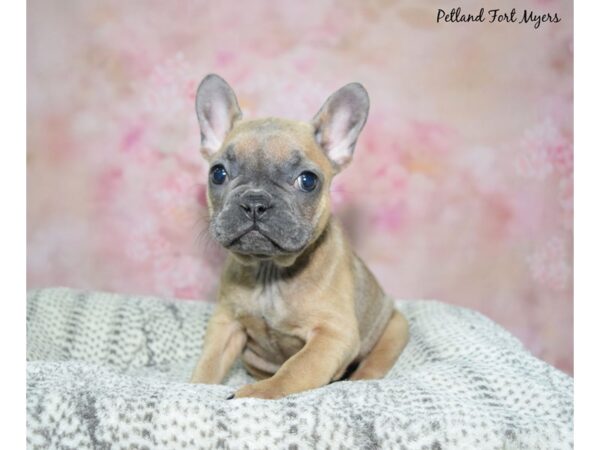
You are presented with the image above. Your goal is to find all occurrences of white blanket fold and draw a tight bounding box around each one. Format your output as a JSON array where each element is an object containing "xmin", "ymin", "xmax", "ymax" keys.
[{"xmin": 26, "ymin": 287, "xmax": 573, "ymax": 449}]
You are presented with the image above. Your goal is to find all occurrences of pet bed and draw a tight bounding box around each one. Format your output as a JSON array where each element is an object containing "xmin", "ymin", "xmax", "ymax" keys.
[{"xmin": 26, "ymin": 287, "xmax": 573, "ymax": 449}]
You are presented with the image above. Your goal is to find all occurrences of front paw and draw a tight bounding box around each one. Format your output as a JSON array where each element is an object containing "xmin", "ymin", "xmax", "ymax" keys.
[{"xmin": 232, "ymin": 379, "xmax": 287, "ymax": 400}]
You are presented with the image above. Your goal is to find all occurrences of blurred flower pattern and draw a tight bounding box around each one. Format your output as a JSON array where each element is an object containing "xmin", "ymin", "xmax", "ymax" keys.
[{"xmin": 27, "ymin": 0, "xmax": 573, "ymax": 372}]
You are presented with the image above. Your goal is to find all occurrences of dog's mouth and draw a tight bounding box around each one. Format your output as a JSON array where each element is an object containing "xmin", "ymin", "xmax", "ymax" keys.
[{"xmin": 225, "ymin": 225, "xmax": 291, "ymax": 256}]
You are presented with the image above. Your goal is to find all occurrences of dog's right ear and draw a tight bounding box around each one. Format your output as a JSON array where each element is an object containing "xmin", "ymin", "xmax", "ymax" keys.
[{"xmin": 195, "ymin": 74, "xmax": 242, "ymax": 159}]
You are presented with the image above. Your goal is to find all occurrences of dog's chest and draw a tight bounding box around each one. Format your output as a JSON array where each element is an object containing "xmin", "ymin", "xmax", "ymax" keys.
[
  {"xmin": 234, "ymin": 278, "xmax": 295, "ymax": 331},
  {"xmin": 231, "ymin": 265, "xmax": 305, "ymax": 360}
]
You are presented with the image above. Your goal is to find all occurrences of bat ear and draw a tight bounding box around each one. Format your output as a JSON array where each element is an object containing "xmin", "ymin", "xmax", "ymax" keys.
[
  {"xmin": 311, "ymin": 82, "xmax": 369, "ymax": 172},
  {"xmin": 195, "ymin": 74, "xmax": 242, "ymax": 159}
]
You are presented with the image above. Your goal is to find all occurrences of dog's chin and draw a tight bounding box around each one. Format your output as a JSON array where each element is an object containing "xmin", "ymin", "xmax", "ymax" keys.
[
  {"xmin": 228, "ymin": 230, "xmax": 282, "ymax": 256},
  {"xmin": 222, "ymin": 229, "xmax": 308, "ymax": 266}
]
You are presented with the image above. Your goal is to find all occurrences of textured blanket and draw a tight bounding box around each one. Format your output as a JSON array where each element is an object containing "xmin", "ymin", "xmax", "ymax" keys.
[{"xmin": 26, "ymin": 288, "xmax": 573, "ymax": 449}]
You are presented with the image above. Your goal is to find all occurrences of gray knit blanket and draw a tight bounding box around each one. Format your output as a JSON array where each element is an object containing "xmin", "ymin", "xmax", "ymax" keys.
[{"xmin": 26, "ymin": 287, "xmax": 572, "ymax": 449}]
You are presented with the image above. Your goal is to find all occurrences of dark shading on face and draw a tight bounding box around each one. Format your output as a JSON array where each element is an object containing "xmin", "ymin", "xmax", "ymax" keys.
[{"xmin": 208, "ymin": 144, "xmax": 324, "ymax": 258}]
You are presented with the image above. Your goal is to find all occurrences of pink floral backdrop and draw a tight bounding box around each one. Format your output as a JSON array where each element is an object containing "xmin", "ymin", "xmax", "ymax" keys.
[{"xmin": 27, "ymin": 0, "xmax": 573, "ymax": 373}]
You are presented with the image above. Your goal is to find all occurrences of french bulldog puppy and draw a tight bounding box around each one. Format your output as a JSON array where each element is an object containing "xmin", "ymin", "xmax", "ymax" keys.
[{"xmin": 190, "ymin": 74, "xmax": 409, "ymax": 399}]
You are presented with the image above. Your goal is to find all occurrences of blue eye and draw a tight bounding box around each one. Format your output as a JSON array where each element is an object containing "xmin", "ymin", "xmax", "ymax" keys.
[
  {"xmin": 210, "ymin": 165, "xmax": 227, "ymax": 185},
  {"xmin": 296, "ymin": 171, "xmax": 318, "ymax": 192}
]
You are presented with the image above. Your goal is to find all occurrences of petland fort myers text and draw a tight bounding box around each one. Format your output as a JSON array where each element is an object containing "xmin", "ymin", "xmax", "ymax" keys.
[{"xmin": 437, "ymin": 7, "xmax": 561, "ymax": 29}]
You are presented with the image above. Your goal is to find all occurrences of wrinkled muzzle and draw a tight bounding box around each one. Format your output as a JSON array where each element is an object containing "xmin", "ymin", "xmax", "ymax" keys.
[{"xmin": 210, "ymin": 187, "xmax": 313, "ymax": 257}]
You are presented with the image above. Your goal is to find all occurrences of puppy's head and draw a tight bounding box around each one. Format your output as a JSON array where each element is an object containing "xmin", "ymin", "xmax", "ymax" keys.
[{"xmin": 195, "ymin": 74, "xmax": 369, "ymax": 266}]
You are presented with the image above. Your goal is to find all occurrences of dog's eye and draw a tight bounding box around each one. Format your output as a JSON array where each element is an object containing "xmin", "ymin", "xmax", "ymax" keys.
[
  {"xmin": 295, "ymin": 171, "xmax": 318, "ymax": 192},
  {"xmin": 210, "ymin": 164, "xmax": 228, "ymax": 185}
]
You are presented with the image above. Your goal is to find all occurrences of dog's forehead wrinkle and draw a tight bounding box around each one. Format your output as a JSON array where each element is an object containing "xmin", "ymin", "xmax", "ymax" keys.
[
  {"xmin": 224, "ymin": 144, "xmax": 236, "ymax": 161},
  {"xmin": 257, "ymin": 147, "xmax": 266, "ymax": 164},
  {"xmin": 227, "ymin": 145, "xmax": 307, "ymax": 184},
  {"xmin": 282, "ymin": 150, "xmax": 303, "ymax": 170}
]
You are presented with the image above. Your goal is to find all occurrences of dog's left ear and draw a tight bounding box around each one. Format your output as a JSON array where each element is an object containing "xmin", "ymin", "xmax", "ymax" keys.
[
  {"xmin": 195, "ymin": 74, "xmax": 242, "ymax": 159},
  {"xmin": 312, "ymin": 83, "xmax": 369, "ymax": 172}
]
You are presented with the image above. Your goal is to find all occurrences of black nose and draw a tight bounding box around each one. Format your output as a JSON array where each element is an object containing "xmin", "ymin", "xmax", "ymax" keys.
[{"xmin": 239, "ymin": 190, "xmax": 272, "ymax": 220}]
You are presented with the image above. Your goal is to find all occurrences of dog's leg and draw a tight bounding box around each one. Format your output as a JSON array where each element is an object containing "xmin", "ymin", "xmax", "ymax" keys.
[
  {"xmin": 350, "ymin": 310, "xmax": 409, "ymax": 380},
  {"xmin": 233, "ymin": 327, "xmax": 358, "ymax": 399},
  {"xmin": 190, "ymin": 308, "xmax": 246, "ymax": 384}
]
